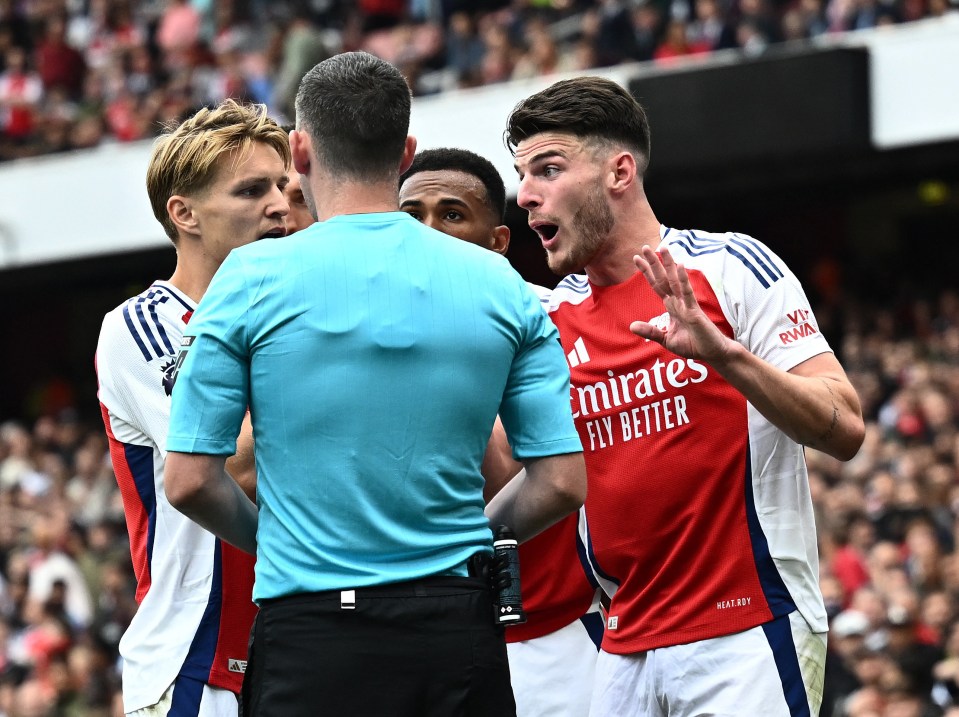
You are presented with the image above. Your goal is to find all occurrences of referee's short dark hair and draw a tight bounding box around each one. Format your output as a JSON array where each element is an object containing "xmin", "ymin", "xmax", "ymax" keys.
[
  {"xmin": 400, "ymin": 148, "xmax": 507, "ymax": 223},
  {"xmin": 295, "ymin": 52, "xmax": 411, "ymax": 182}
]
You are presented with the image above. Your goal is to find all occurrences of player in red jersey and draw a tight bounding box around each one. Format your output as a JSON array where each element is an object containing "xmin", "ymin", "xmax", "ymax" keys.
[
  {"xmin": 399, "ymin": 147, "xmax": 602, "ymax": 717},
  {"xmin": 505, "ymin": 77, "xmax": 865, "ymax": 716},
  {"xmin": 96, "ymin": 99, "xmax": 290, "ymax": 716}
]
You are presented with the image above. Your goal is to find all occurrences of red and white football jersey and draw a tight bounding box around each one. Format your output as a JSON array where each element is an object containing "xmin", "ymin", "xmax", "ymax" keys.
[
  {"xmin": 543, "ymin": 226, "xmax": 829, "ymax": 654},
  {"xmin": 96, "ymin": 281, "xmax": 256, "ymax": 712}
]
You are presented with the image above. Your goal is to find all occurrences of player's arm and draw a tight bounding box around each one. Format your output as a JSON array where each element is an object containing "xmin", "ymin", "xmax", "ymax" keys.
[
  {"xmin": 631, "ymin": 245, "xmax": 865, "ymax": 460},
  {"xmin": 485, "ymin": 453, "xmax": 586, "ymax": 543},
  {"xmin": 166, "ymin": 452, "xmax": 258, "ymax": 554},
  {"xmin": 481, "ymin": 416, "xmax": 522, "ymax": 503},
  {"xmin": 225, "ymin": 412, "xmax": 256, "ymax": 502},
  {"xmin": 702, "ymin": 343, "xmax": 861, "ymax": 459}
]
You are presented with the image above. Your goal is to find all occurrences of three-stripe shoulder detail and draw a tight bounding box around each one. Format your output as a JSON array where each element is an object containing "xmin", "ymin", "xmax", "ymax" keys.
[
  {"xmin": 121, "ymin": 288, "xmax": 177, "ymax": 361},
  {"xmin": 556, "ymin": 274, "xmax": 590, "ymax": 295},
  {"xmin": 668, "ymin": 230, "xmax": 784, "ymax": 289},
  {"xmin": 547, "ymin": 274, "xmax": 592, "ymax": 311}
]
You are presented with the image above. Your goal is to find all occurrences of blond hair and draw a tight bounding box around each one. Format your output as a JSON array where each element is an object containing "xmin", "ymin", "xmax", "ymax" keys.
[{"xmin": 146, "ymin": 99, "xmax": 291, "ymax": 241}]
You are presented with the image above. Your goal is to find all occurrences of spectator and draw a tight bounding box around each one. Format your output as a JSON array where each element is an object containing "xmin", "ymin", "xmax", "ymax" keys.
[
  {"xmin": 156, "ymin": 0, "xmax": 202, "ymax": 70},
  {"xmin": 34, "ymin": 15, "xmax": 86, "ymax": 99},
  {"xmin": 24, "ymin": 518, "xmax": 92, "ymax": 631},
  {"xmin": 824, "ymin": 609, "xmax": 871, "ymax": 715},
  {"xmin": 478, "ymin": 18, "xmax": 516, "ymax": 83},
  {"xmin": 885, "ymin": 600, "xmax": 944, "ymax": 701},
  {"xmin": 270, "ymin": 9, "xmax": 331, "ymax": 120},
  {"xmin": 0, "ymin": 46, "xmax": 43, "ymax": 145},
  {"xmin": 834, "ymin": 512, "xmax": 877, "ymax": 605},
  {"xmin": 446, "ymin": 11, "xmax": 485, "ymax": 87},
  {"xmin": 653, "ymin": 18, "xmax": 709, "ymax": 62},
  {"xmin": 630, "ymin": 1, "xmax": 665, "ymax": 61},
  {"xmin": 594, "ymin": 0, "xmax": 637, "ymax": 65},
  {"xmin": 687, "ymin": 0, "xmax": 725, "ymax": 49},
  {"xmin": 511, "ymin": 19, "xmax": 565, "ymax": 79}
]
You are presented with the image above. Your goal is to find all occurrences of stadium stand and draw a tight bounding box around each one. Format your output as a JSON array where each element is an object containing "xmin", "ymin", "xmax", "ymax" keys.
[{"xmin": 1, "ymin": 0, "xmax": 956, "ymax": 162}]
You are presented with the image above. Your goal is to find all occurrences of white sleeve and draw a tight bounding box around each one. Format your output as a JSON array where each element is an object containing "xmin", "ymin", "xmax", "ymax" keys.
[
  {"xmin": 96, "ymin": 306, "xmax": 185, "ymax": 453},
  {"xmin": 716, "ymin": 233, "xmax": 831, "ymax": 373},
  {"xmin": 527, "ymin": 282, "xmax": 552, "ymax": 306}
]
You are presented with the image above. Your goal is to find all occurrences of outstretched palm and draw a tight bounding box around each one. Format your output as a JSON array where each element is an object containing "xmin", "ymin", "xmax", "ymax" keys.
[{"xmin": 629, "ymin": 245, "xmax": 733, "ymax": 367}]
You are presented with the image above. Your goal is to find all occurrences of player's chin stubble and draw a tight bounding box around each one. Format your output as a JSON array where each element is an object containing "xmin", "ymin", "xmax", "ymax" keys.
[{"xmin": 547, "ymin": 186, "xmax": 615, "ymax": 276}]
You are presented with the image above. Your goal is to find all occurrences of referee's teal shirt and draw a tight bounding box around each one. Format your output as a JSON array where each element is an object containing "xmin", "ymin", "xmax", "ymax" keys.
[{"xmin": 167, "ymin": 212, "xmax": 581, "ymax": 602}]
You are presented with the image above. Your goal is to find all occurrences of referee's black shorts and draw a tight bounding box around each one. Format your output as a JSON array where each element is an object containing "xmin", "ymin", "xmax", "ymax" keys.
[{"xmin": 242, "ymin": 575, "xmax": 516, "ymax": 717}]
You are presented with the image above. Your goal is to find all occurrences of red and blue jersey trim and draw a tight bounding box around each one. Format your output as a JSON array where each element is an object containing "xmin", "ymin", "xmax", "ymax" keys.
[{"xmin": 100, "ymin": 401, "xmax": 156, "ymax": 604}]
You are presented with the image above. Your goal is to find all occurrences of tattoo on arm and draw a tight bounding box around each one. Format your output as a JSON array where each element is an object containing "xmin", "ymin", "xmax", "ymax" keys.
[{"xmin": 811, "ymin": 379, "xmax": 839, "ymax": 447}]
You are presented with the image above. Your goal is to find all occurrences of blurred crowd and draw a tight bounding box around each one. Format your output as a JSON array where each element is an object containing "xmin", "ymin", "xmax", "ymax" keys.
[
  {"xmin": 0, "ymin": 411, "xmax": 133, "ymax": 716},
  {"xmin": 2, "ymin": 287, "xmax": 959, "ymax": 716},
  {"xmin": 1, "ymin": 0, "xmax": 957, "ymax": 163}
]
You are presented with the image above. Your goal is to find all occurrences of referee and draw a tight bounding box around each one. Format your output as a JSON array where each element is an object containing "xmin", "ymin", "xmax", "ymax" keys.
[{"xmin": 163, "ymin": 51, "xmax": 586, "ymax": 717}]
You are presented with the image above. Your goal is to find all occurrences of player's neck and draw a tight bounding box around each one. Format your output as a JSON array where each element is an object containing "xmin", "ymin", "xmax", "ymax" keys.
[
  {"xmin": 585, "ymin": 201, "xmax": 661, "ymax": 287},
  {"xmin": 167, "ymin": 257, "xmax": 216, "ymax": 305}
]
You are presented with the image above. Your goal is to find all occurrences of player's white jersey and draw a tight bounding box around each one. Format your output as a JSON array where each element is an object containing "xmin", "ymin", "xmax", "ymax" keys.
[
  {"xmin": 543, "ymin": 226, "xmax": 829, "ymax": 654},
  {"xmin": 97, "ymin": 281, "xmax": 255, "ymax": 712}
]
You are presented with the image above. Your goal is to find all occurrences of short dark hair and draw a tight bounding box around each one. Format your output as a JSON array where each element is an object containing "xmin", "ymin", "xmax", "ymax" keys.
[
  {"xmin": 399, "ymin": 148, "xmax": 507, "ymax": 222},
  {"xmin": 505, "ymin": 76, "xmax": 651, "ymax": 173},
  {"xmin": 295, "ymin": 51, "xmax": 411, "ymax": 181}
]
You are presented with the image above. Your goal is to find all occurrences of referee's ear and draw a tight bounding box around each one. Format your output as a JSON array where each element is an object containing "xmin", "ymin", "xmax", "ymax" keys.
[
  {"xmin": 167, "ymin": 195, "xmax": 200, "ymax": 239},
  {"xmin": 398, "ymin": 135, "xmax": 417, "ymax": 176},
  {"xmin": 289, "ymin": 129, "xmax": 311, "ymax": 177}
]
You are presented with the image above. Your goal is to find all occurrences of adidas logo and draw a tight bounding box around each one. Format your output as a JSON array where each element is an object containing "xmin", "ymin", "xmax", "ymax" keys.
[
  {"xmin": 566, "ymin": 337, "xmax": 590, "ymax": 367},
  {"xmin": 646, "ymin": 312, "xmax": 670, "ymax": 339},
  {"xmin": 228, "ymin": 659, "xmax": 247, "ymax": 674}
]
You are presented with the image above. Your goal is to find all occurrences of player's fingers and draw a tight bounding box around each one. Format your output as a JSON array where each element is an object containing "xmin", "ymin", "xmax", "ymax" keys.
[
  {"xmin": 639, "ymin": 246, "xmax": 670, "ymax": 296},
  {"xmin": 658, "ymin": 247, "xmax": 687, "ymax": 297},
  {"xmin": 633, "ymin": 252, "xmax": 664, "ymax": 297},
  {"xmin": 676, "ymin": 264, "xmax": 698, "ymax": 309},
  {"xmin": 629, "ymin": 320, "xmax": 663, "ymax": 343}
]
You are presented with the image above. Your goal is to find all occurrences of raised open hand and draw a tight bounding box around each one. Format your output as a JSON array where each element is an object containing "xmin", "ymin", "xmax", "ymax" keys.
[{"xmin": 629, "ymin": 245, "xmax": 734, "ymax": 366}]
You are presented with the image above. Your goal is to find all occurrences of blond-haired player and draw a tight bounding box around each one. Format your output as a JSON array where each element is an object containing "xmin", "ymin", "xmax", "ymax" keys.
[{"xmin": 96, "ymin": 99, "xmax": 290, "ymax": 717}]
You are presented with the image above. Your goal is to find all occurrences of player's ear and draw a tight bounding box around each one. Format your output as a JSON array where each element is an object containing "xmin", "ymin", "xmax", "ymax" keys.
[
  {"xmin": 167, "ymin": 195, "xmax": 199, "ymax": 237},
  {"xmin": 490, "ymin": 225, "xmax": 510, "ymax": 255},
  {"xmin": 609, "ymin": 151, "xmax": 637, "ymax": 196},
  {"xmin": 289, "ymin": 129, "xmax": 311, "ymax": 176}
]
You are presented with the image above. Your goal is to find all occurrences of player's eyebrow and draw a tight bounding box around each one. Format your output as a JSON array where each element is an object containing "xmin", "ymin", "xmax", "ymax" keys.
[
  {"xmin": 233, "ymin": 174, "xmax": 289, "ymax": 188},
  {"xmin": 515, "ymin": 148, "xmax": 567, "ymax": 172},
  {"xmin": 400, "ymin": 197, "xmax": 470, "ymax": 210}
]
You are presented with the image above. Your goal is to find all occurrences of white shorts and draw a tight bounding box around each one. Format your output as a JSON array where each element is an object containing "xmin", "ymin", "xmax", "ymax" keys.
[
  {"xmin": 589, "ymin": 611, "xmax": 826, "ymax": 717},
  {"xmin": 507, "ymin": 612, "xmax": 604, "ymax": 717},
  {"xmin": 126, "ymin": 676, "xmax": 238, "ymax": 717}
]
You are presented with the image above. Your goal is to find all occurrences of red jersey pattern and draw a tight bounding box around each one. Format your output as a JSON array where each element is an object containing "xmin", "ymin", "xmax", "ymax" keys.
[
  {"xmin": 544, "ymin": 227, "xmax": 830, "ymax": 655},
  {"xmin": 97, "ymin": 281, "xmax": 255, "ymax": 711}
]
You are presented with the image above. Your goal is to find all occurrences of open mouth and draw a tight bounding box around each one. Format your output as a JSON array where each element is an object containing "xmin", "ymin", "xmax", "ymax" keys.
[
  {"xmin": 532, "ymin": 222, "xmax": 559, "ymax": 248},
  {"xmin": 258, "ymin": 228, "xmax": 286, "ymax": 240},
  {"xmin": 539, "ymin": 224, "xmax": 559, "ymax": 240}
]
